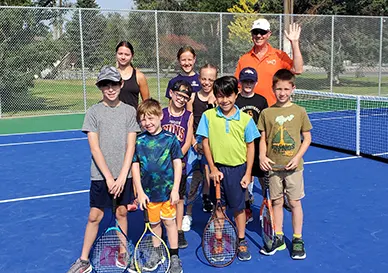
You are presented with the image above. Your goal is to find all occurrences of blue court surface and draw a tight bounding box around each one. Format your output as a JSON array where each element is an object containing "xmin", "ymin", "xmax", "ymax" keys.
[{"xmin": 0, "ymin": 130, "xmax": 387, "ymax": 273}]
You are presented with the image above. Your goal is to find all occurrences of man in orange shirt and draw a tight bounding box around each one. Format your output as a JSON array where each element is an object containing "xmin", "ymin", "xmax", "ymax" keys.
[{"xmin": 235, "ymin": 18, "xmax": 303, "ymax": 106}]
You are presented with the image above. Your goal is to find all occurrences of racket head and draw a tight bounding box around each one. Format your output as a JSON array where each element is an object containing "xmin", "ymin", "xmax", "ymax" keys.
[
  {"xmin": 201, "ymin": 182, "xmax": 238, "ymax": 267},
  {"xmin": 90, "ymin": 200, "xmax": 134, "ymax": 273},
  {"xmin": 134, "ymin": 210, "xmax": 170, "ymax": 273}
]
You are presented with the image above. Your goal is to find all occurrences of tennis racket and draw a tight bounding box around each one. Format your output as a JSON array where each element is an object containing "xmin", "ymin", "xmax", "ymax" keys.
[
  {"xmin": 90, "ymin": 198, "xmax": 134, "ymax": 273},
  {"xmin": 134, "ymin": 208, "xmax": 170, "ymax": 273},
  {"xmin": 202, "ymin": 181, "xmax": 238, "ymax": 267},
  {"xmin": 259, "ymin": 171, "xmax": 276, "ymax": 252}
]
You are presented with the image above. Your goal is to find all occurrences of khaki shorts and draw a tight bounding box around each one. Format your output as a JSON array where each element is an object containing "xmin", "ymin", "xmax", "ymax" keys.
[{"xmin": 268, "ymin": 170, "xmax": 305, "ymax": 201}]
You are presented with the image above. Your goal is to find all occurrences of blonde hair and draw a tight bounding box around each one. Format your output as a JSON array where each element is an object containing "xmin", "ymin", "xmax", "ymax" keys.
[{"xmin": 137, "ymin": 98, "xmax": 162, "ymax": 121}]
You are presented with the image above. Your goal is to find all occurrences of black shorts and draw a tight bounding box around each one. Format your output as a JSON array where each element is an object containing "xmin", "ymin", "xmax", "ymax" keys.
[
  {"xmin": 179, "ymin": 175, "xmax": 187, "ymax": 200},
  {"xmin": 90, "ymin": 178, "xmax": 133, "ymax": 208},
  {"xmin": 252, "ymin": 137, "xmax": 265, "ymax": 178},
  {"xmin": 252, "ymin": 158, "xmax": 265, "ymax": 178}
]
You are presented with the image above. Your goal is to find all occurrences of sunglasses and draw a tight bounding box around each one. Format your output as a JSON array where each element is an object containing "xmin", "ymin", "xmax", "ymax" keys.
[
  {"xmin": 98, "ymin": 81, "xmax": 121, "ymax": 89},
  {"xmin": 251, "ymin": 29, "xmax": 269, "ymax": 36},
  {"xmin": 173, "ymin": 90, "xmax": 190, "ymax": 102}
]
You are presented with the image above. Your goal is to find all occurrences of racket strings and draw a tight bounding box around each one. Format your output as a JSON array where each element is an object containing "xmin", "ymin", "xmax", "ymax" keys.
[
  {"xmin": 135, "ymin": 234, "xmax": 170, "ymax": 273},
  {"xmin": 262, "ymin": 206, "xmax": 275, "ymax": 250},
  {"xmin": 202, "ymin": 217, "xmax": 237, "ymax": 266},
  {"xmin": 90, "ymin": 229, "xmax": 133, "ymax": 273}
]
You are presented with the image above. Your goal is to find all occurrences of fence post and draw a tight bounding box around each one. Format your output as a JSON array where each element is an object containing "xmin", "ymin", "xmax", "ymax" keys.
[
  {"xmin": 79, "ymin": 8, "xmax": 87, "ymax": 113},
  {"xmin": 279, "ymin": 15, "xmax": 283, "ymax": 50},
  {"xmin": 155, "ymin": 11, "xmax": 160, "ymax": 101},
  {"xmin": 330, "ymin": 15, "xmax": 335, "ymax": 93},
  {"xmin": 378, "ymin": 17, "xmax": 383, "ymax": 96},
  {"xmin": 220, "ymin": 13, "xmax": 223, "ymax": 76},
  {"xmin": 356, "ymin": 96, "xmax": 361, "ymax": 155}
]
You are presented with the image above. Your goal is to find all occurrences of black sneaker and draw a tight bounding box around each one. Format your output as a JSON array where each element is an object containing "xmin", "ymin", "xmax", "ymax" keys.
[
  {"xmin": 259, "ymin": 235, "xmax": 286, "ymax": 256},
  {"xmin": 178, "ymin": 230, "xmax": 188, "ymax": 249},
  {"xmin": 291, "ymin": 237, "xmax": 306, "ymax": 260},
  {"xmin": 202, "ymin": 195, "xmax": 213, "ymax": 213}
]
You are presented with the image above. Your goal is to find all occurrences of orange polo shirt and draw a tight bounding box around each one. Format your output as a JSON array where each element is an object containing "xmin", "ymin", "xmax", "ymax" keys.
[{"xmin": 235, "ymin": 44, "xmax": 293, "ymax": 106}]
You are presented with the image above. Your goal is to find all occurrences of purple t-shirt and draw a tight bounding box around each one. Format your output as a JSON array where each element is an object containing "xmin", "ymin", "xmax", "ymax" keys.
[
  {"xmin": 161, "ymin": 107, "xmax": 192, "ymax": 173},
  {"xmin": 165, "ymin": 73, "xmax": 201, "ymax": 99}
]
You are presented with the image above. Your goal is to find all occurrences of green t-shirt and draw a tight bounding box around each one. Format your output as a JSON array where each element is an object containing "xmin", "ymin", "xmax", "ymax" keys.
[{"xmin": 258, "ymin": 104, "xmax": 312, "ymax": 171}]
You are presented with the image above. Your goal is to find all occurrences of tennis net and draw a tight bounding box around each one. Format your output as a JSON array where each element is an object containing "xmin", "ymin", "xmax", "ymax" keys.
[{"xmin": 293, "ymin": 90, "xmax": 388, "ymax": 161}]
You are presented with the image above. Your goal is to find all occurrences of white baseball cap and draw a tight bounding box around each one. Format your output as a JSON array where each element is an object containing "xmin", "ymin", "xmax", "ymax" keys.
[{"xmin": 251, "ymin": 18, "xmax": 271, "ymax": 31}]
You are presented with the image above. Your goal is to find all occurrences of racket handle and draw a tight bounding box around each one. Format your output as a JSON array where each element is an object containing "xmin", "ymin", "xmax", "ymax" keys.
[
  {"xmin": 144, "ymin": 208, "xmax": 150, "ymax": 223},
  {"xmin": 264, "ymin": 172, "xmax": 270, "ymax": 189},
  {"xmin": 215, "ymin": 181, "xmax": 221, "ymax": 200},
  {"xmin": 112, "ymin": 198, "xmax": 117, "ymax": 214}
]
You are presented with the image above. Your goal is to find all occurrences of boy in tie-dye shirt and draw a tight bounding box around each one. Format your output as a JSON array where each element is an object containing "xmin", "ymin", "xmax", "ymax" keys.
[{"xmin": 131, "ymin": 98, "xmax": 184, "ymax": 273}]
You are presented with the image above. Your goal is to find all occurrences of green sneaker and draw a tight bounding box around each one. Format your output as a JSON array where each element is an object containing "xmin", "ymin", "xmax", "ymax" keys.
[
  {"xmin": 291, "ymin": 237, "xmax": 306, "ymax": 260},
  {"xmin": 259, "ymin": 235, "xmax": 286, "ymax": 255}
]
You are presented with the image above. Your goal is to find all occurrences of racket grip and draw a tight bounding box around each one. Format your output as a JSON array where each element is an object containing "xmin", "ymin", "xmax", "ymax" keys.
[
  {"xmin": 264, "ymin": 172, "xmax": 270, "ymax": 189},
  {"xmin": 215, "ymin": 181, "xmax": 221, "ymax": 200},
  {"xmin": 144, "ymin": 208, "xmax": 150, "ymax": 223},
  {"xmin": 112, "ymin": 198, "xmax": 117, "ymax": 214}
]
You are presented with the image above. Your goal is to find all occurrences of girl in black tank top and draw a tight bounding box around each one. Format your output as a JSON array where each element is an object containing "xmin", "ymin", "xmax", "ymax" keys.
[
  {"xmin": 116, "ymin": 41, "xmax": 150, "ymax": 111},
  {"xmin": 119, "ymin": 69, "xmax": 141, "ymax": 109},
  {"xmin": 192, "ymin": 92, "xmax": 215, "ymax": 132}
]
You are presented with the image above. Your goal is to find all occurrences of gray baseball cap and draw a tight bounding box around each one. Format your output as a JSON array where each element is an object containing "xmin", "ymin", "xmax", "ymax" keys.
[{"xmin": 96, "ymin": 66, "xmax": 121, "ymax": 85}]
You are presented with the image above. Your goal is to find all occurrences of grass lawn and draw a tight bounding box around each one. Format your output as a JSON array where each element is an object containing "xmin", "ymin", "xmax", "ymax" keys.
[{"xmin": 1, "ymin": 73, "xmax": 388, "ymax": 118}]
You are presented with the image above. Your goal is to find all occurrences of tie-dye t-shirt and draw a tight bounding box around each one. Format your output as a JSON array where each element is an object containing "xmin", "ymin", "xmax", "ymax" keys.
[{"xmin": 133, "ymin": 130, "xmax": 183, "ymax": 202}]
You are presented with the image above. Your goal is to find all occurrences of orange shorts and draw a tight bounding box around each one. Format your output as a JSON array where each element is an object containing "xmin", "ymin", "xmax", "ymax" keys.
[{"xmin": 147, "ymin": 201, "xmax": 176, "ymax": 224}]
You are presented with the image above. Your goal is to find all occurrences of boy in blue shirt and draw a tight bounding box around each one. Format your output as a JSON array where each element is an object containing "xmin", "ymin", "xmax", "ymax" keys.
[{"xmin": 196, "ymin": 76, "xmax": 260, "ymax": 261}]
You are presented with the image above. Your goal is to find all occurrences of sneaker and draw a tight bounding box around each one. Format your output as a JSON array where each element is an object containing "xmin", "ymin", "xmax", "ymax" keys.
[
  {"xmin": 245, "ymin": 208, "xmax": 253, "ymax": 224},
  {"xmin": 291, "ymin": 237, "xmax": 306, "ymax": 260},
  {"xmin": 237, "ymin": 239, "xmax": 251, "ymax": 261},
  {"xmin": 210, "ymin": 237, "xmax": 225, "ymax": 262},
  {"xmin": 182, "ymin": 215, "xmax": 192, "ymax": 232},
  {"xmin": 66, "ymin": 258, "xmax": 92, "ymax": 273},
  {"xmin": 178, "ymin": 230, "xmax": 188, "ymax": 249},
  {"xmin": 202, "ymin": 196, "xmax": 214, "ymax": 213},
  {"xmin": 116, "ymin": 252, "xmax": 128, "ymax": 269},
  {"xmin": 168, "ymin": 255, "xmax": 183, "ymax": 273},
  {"xmin": 283, "ymin": 195, "xmax": 291, "ymax": 212},
  {"xmin": 143, "ymin": 248, "xmax": 165, "ymax": 271},
  {"xmin": 259, "ymin": 235, "xmax": 286, "ymax": 255}
]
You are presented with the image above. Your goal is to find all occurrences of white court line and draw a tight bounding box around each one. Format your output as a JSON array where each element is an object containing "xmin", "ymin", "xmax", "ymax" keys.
[
  {"xmin": 304, "ymin": 156, "xmax": 360, "ymax": 164},
  {"xmin": 0, "ymin": 156, "xmax": 362, "ymax": 204},
  {"xmin": 0, "ymin": 137, "xmax": 87, "ymax": 147},
  {"xmin": 0, "ymin": 129, "xmax": 81, "ymax": 137},
  {"xmin": 0, "ymin": 190, "xmax": 89, "ymax": 204},
  {"xmin": 373, "ymin": 152, "xmax": 388, "ymax": 156}
]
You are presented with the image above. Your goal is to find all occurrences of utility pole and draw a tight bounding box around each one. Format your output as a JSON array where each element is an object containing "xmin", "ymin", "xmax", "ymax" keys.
[{"xmin": 283, "ymin": 0, "xmax": 294, "ymax": 56}]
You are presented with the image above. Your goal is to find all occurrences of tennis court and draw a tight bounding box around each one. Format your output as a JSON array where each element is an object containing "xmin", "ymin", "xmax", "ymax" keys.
[{"xmin": 0, "ymin": 126, "xmax": 387, "ymax": 273}]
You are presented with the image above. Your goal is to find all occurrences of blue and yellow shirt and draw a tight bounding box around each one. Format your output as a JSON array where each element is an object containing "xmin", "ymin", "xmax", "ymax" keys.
[{"xmin": 196, "ymin": 105, "xmax": 260, "ymax": 166}]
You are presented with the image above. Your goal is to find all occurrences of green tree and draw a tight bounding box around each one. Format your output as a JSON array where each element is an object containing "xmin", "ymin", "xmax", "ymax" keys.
[
  {"xmin": 0, "ymin": 6, "xmax": 68, "ymax": 114},
  {"xmin": 66, "ymin": 0, "xmax": 106, "ymax": 69}
]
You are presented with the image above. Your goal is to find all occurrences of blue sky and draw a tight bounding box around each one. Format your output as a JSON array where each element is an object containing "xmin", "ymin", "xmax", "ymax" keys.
[{"xmin": 95, "ymin": 0, "xmax": 135, "ymax": 10}]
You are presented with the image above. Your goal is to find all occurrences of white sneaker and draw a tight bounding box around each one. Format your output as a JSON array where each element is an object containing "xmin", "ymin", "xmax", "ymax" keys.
[{"xmin": 182, "ymin": 215, "xmax": 192, "ymax": 232}]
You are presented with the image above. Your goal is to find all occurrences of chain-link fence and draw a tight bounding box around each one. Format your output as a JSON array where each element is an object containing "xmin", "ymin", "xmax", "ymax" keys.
[{"xmin": 1, "ymin": 6, "xmax": 388, "ymax": 118}]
